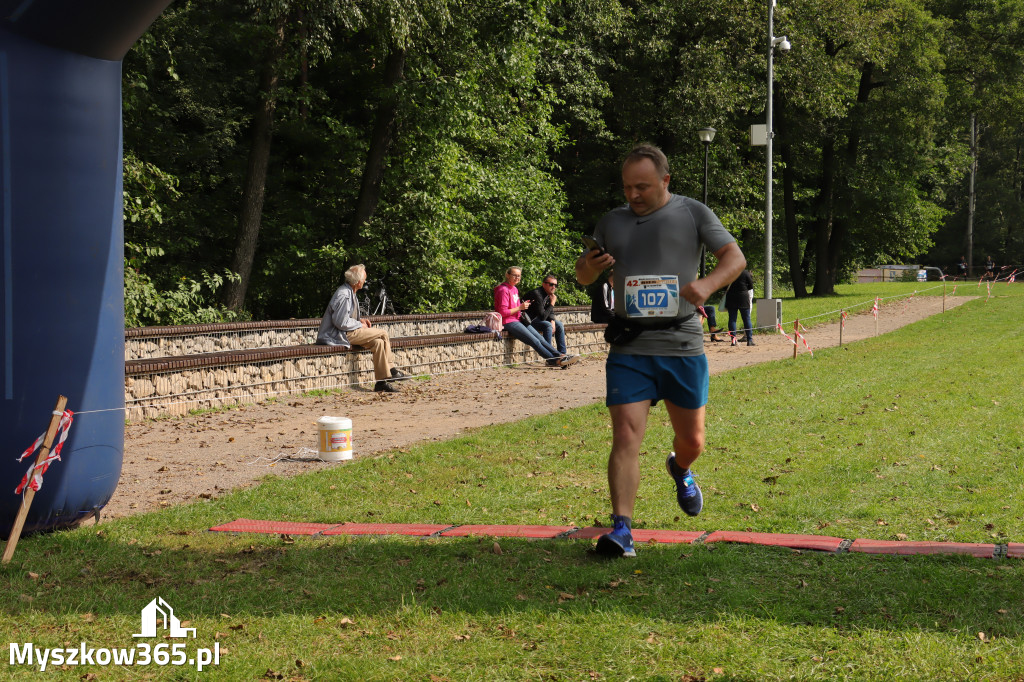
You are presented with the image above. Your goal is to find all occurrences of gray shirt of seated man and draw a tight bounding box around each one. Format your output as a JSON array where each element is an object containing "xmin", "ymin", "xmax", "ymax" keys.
[
  {"xmin": 316, "ymin": 283, "xmax": 362, "ymax": 346},
  {"xmin": 593, "ymin": 193, "xmax": 735, "ymax": 357}
]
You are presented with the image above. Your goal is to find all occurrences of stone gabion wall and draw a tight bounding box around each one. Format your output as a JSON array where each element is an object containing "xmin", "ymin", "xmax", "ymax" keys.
[
  {"xmin": 125, "ymin": 310, "xmax": 596, "ymax": 360},
  {"xmin": 125, "ymin": 329, "xmax": 316, "ymax": 361},
  {"xmin": 125, "ymin": 329, "xmax": 608, "ymax": 420}
]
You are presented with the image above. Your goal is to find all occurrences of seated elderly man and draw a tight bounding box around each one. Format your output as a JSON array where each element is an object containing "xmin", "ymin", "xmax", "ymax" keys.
[{"xmin": 316, "ymin": 264, "xmax": 409, "ymax": 393}]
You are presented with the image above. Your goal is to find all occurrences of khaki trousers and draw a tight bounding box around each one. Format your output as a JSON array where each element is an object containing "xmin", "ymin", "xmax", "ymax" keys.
[{"xmin": 346, "ymin": 326, "xmax": 396, "ymax": 381}]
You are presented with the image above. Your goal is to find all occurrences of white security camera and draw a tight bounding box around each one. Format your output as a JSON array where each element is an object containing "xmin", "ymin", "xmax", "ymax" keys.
[{"xmin": 773, "ymin": 36, "xmax": 792, "ymax": 52}]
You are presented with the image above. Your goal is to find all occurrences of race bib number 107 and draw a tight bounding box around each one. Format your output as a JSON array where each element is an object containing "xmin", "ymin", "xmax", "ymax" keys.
[{"xmin": 624, "ymin": 275, "xmax": 679, "ymax": 318}]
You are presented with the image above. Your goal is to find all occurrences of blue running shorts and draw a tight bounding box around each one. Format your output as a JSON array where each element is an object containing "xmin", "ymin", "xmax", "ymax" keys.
[{"xmin": 605, "ymin": 352, "xmax": 709, "ymax": 409}]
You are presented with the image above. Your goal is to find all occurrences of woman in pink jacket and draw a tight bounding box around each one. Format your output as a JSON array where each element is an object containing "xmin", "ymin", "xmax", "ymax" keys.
[{"xmin": 494, "ymin": 266, "xmax": 578, "ymax": 368}]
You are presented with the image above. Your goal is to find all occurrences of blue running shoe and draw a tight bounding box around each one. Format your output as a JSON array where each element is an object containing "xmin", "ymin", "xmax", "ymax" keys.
[
  {"xmin": 666, "ymin": 452, "xmax": 703, "ymax": 516},
  {"xmin": 595, "ymin": 515, "xmax": 636, "ymax": 558}
]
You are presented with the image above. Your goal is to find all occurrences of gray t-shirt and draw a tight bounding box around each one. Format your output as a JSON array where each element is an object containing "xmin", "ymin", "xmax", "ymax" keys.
[{"xmin": 593, "ymin": 194, "xmax": 735, "ymax": 356}]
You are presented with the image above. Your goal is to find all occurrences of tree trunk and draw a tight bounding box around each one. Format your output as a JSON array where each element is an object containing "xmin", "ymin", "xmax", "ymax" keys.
[
  {"xmin": 811, "ymin": 138, "xmax": 837, "ymax": 295},
  {"xmin": 223, "ymin": 17, "xmax": 286, "ymax": 312},
  {"xmin": 815, "ymin": 61, "xmax": 882, "ymax": 295},
  {"xmin": 776, "ymin": 88, "xmax": 807, "ymax": 297},
  {"xmin": 349, "ymin": 46, "xmax": 407, "ymax": 241}
]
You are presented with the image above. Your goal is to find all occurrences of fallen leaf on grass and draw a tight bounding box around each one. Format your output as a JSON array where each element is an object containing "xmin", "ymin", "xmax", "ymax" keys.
[{"xmin": 557, "ymin": 592, "xmax": 576, "ymax": 603}]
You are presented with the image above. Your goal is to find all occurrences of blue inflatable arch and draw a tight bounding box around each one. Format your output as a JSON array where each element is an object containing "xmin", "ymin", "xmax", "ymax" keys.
[{"xmin": 1, "ymin": 0, "xmax": 172, "ymax": 534}]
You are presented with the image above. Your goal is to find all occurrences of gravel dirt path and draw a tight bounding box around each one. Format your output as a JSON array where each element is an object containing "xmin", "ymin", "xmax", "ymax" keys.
[{"xmin": 109, "ymin": 295, "xmax": 971, "ymax": 523}]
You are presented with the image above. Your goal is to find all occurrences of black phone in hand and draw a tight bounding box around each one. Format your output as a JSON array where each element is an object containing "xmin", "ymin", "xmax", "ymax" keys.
[{"xmin": 581, "ymin": 235, "xmax": 605, "ymax": 255}]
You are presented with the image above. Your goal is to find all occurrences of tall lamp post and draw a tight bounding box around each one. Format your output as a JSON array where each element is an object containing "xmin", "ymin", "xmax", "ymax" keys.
[
  {"xmin": 757, "ymin": 0, "xmax": 790, "ymax": 329},
  {"xmin": 697, "ymin": 127, "xmax": 716, "ymax": 278}
]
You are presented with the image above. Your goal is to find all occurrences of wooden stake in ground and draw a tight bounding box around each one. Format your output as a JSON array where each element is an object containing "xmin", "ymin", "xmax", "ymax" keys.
[
  {"xmin": 839, "ymin": 310, "xmax": 845, "ymax": 347},
  {"xmin": 2, "ymin": 395, "xmax": 68, "ymax": 564},
  {"xmin": 793, "ymin": 319, "xmax": 799, "ymax": 359}
]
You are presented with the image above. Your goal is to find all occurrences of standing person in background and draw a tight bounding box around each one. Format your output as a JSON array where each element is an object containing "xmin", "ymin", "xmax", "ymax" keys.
[
  {"xmin": 957, "ymin": 255, "xmax": 968, "ymax": 280},
  {"xmin": 701, "ymin": 288, "xmax": 725, "ymax": 342},
  {"xmin": 575, "ymin": 144, "xmax": 745, "ymax": 558},
  {"xmin": 724, "ymin": 268, "xmax": 755, "ymax": 347},
  {"xmin": 316, "ymin": 264, "xmax": 410, "ymax": 392},
  {"xmin": 589, "ymin": 272, "xmax": 615, "ymax": 324},
  {"xmin": 984, "ymin": 256, "xmax": 996, "ymax": 281},
  {"xmin": 523, "ymin": 275, "xmax": 568, "ymax": 356},
  {"xmin": 494, "ymin": 267, "xmax": 579, "ymax": 368}
]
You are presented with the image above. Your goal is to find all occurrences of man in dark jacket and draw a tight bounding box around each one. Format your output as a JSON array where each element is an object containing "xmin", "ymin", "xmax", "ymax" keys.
[
  {"xmin": 724, "ymin": 268, "xmax": 755, "ymax": 346},
  {"xmin": 522, "ymin": 275, "xmax": 567, "ymax": 355}
]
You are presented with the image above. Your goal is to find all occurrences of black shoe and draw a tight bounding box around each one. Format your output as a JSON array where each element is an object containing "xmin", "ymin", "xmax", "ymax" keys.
[
  {"xmin": 374, "ymin": 380, "xmax": 399, "ymax": 393},
  {"xmin": 390, "ymin": 368, "xmax": 411, "ymax": 381},
  {"xmin": 747, "ymin": 338, "xmax": 756, "ymax": 346}
]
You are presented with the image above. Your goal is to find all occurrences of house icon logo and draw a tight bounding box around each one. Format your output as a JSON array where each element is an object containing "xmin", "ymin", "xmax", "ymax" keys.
[{"xmin": 133, "ymin": 597, "xmax": 196, "ymax": 638}]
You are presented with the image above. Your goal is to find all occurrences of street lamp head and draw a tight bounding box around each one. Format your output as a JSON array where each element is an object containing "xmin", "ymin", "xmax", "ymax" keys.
[
  {"xmin": 772, "ymin": 35, "xmax": 791, "ymax": 52},
  {"xmin": 697, "ymin": 127, "xmax": 717, "ymax": 144}
]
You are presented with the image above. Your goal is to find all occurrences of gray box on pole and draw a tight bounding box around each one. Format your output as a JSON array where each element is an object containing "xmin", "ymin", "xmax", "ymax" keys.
[{"xmin": 755, "ymin": 298, "xmax": 782, "ymax": 330}]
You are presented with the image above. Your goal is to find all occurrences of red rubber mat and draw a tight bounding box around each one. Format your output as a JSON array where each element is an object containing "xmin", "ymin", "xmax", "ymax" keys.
[
  {"xmin": 208, "ymin": 519, "xmax": 337, "ymax": 535},
  {"xmin": 322, "ymin": 523, "xmax": 451, "ymax": 536},
  {"xmin": 703, "ymin": 531, "xmax": 844, "ymax": 552},
  {"xmin": 439, "ymin": 525, "xmax": 572, "ymax": 538},
  {"xmin": 566, "ymin": 527, "xmax": 703, "ymax": 544},
  {"xmin": 1005, "ymin": 543, "xmax": 1023, "ymax": 558},
  {"xmin": 849, "ymin": 539, "xmax": 996, "ymax": 558}
]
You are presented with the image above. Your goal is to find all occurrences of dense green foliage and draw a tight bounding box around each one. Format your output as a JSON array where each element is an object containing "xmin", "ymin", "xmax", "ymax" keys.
[{"xmin": 123, "ymin": 0, "xmax": 1024, "ymax": 323}]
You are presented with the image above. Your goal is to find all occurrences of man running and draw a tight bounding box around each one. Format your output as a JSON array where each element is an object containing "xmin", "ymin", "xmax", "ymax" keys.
[{"xmin": 575, "ymin": 144, "xmax": 746, "ymax": 557}]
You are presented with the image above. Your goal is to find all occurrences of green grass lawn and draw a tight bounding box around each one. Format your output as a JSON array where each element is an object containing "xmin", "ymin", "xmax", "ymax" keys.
[{"xmin": 2, "ymin": 289, "xmax": 1022, "ymax": 680}]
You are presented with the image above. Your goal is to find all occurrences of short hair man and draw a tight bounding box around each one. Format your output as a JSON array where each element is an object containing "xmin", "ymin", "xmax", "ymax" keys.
[
  {"xmin": 316, "ymin": 264, "xmax": 409, "ymax": 392},
  {"xmin": 575, "ymin": 144, "xmax": 746, "ymax": 557},
  {"xmin": 522, "ymin": 275, "xmax": 567, "ymax": 356}
]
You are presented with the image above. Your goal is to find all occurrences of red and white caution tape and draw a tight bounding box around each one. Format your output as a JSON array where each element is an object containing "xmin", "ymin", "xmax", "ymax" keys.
[
  {"xmin": 14, "ymin": 409, "xmax": 74, "ymax": 495},
  {"xmin": 901, "ymin": 292, "xmax": 916, "ymax": 315},
  {"xmin": 871, "ymin": 298, "xmax": 880, "ymax": 320},
  {"xmin": 841, "ymin": 310, "xmax": 848, "ymax": 331},
  {"xmin": 795, "ymin": 321, "xmax": 814, "ymax": 356},
  {"xmin": 1007, "ymin": 270, "xmax": 1017, "ymax": 284},
  {"xmin": 777, "ymin": 323, "xmax": 796, "ymax": 347},
  {"xmin": 951, "ymin": 284, "xmax": 958, "ymax": 296},
  {"xmin": 986, "ymin": 281, "xmax": 992, "ymax": 302}
]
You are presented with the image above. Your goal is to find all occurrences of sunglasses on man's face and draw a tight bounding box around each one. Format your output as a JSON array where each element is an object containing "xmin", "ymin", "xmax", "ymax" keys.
[{"xmin": 545, "ymin": 282, "xmax": 558, "ymax": 288}]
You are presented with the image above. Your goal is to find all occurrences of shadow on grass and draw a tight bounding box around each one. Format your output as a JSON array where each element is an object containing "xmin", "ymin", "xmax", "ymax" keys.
[{"xmin": 5, "ymin": 531, "xmax": 1021, "ymax": 639}]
